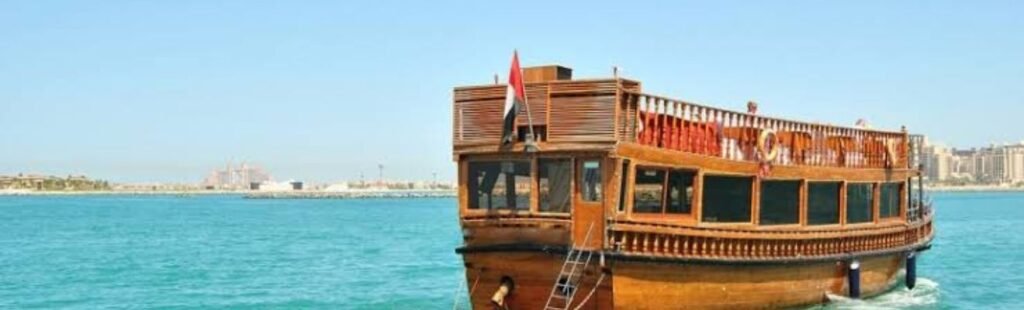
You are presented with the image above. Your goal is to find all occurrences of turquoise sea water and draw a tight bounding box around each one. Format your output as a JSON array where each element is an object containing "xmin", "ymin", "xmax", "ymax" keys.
[{"xmin": 0, "ymin": 193, "xmax": 1020, "ymax": 309}]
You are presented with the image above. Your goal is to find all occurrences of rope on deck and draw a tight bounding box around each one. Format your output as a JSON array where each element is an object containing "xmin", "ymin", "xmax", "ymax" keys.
[{"xmin": 572, "ymin": 272, "xmax": 606, "ymax": 310}]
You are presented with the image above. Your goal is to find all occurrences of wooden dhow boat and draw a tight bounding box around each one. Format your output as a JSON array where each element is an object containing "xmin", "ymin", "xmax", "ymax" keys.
[{"xmin": 452, "ymin": 62, "xmax": 934, "ymax": 309}]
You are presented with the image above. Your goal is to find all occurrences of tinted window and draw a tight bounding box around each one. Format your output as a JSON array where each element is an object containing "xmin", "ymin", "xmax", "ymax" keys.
[
  {"xmin": 468, "ymin": 161, "xmax": 531, "ymax": 210},
  {"xmin": 633, "ymin": 169, "xmax": 664, "ymax": 213},
  {"xmin": 580, "ymin": 160, "xmax": 602, "ymax": 202},
  {"xmin": 539, "ymin": 159, "xmax": 571, "ymax": 213},
  {"xmin": 667, "ymin": 170, "xmax": 695, "ymax": 214},
  {"xmin": 701, "ymin": 175, "xmax": 752, "ymax": 223},
  {"xmin": 880, "ymin": 182, "xmax": 901, "ymax": 218},
  {"xmin": 760, "ymin": 180, "xmax": 800, "ymax": 225},
  {"xmin": 847, "ymin": 183, "xmax": 874, "ymax": 224},
  {"xmin": 808, "ymin": 182, "xmax": 840, "ymax": 225}
]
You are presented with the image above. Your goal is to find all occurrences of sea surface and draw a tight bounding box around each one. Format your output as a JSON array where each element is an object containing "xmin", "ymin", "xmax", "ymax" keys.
[{"xmin": 0, "ymin": 192, "xmax": 1020, "ymax": 309}]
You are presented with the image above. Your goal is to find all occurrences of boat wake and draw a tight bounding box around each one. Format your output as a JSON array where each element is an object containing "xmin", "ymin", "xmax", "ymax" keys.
[{"xmin": 815, "ymin": 278, "xmax": 940, "ymax": 310}]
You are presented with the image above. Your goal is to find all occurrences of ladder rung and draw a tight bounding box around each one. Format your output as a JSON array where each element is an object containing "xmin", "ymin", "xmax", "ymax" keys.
[{"xmin": 545, "ymin": 222, "xmax": 596, "ymax": 310}]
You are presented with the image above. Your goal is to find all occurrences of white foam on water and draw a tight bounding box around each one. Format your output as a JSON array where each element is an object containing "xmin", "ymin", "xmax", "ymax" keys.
[{"xmin": 816, "ymin": 278, "xmax": 940, "ymax": 310}]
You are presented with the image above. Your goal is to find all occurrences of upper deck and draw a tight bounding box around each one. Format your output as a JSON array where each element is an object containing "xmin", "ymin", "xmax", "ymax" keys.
[
  {"xmin": 453, "ymin": 65, "xmax": 932, "ymax": 263},
  {"xmin": 453, "ymin": 67, "xmax": 919, "ymax": 173}
]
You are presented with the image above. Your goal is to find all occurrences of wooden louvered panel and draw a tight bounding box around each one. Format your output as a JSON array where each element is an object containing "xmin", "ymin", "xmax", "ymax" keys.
[
  {"xmin": 455, "ymin": 98, "xmax": 504, "ymax": 145},
  {"xmin": 548, "ymin": 94, "xmax": 617, "ymax": 142},
  {"xmin": 617, "ymin": 92, "xmax": 638, "ymax": 142},
  {"xmin": 518, "ymin": 84, "xmax": 549, "ymax": 125},
  {"xmin": 453, "ymin": 79, "xmax": 638, "ymax": 150},
  {"xmin": 620, "ymin": 79, "xmax": 642, "ymax": 92},
  {"xmin": 454, "ymin": 86, "xmax": 505, "ymax": 102},
  {"xmin": 549, "ymin": 80, "xmax": 618, "ymax": 95}
]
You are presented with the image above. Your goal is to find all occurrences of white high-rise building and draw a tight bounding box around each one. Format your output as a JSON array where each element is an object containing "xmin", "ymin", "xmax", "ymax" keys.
[
  {"xmin": 926, "ymin": 141, "xmax": 1024, "ymax": 185},
  {"xmin": 921, "ymin": 140, "xmax": 952, "ymax": 182}
]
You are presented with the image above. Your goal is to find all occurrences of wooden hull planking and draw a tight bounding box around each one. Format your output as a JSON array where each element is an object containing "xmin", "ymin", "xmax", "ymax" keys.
[{"xmin": 461, "ymin": 252, "xmax": 904, "ymax": 309}]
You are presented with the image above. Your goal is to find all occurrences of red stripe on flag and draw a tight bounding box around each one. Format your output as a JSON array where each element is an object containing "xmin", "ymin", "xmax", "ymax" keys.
[{"xmin": 508, "ymin": 51, "xmax": 526, "ymax": 100}]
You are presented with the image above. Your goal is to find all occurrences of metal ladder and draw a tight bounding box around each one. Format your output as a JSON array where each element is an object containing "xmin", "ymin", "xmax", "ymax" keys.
[{"xmin": 544, "ymin": 223, "xmax": 595, "ymax": 310}]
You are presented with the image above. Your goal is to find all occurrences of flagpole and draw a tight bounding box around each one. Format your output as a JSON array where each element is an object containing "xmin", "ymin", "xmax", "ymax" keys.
[
  {"xmin": 522, "ymin": 82, "xmax": 539, "ymax": 152},
  {"xmin": 518, "ymin": 51, "xmax": 539, "ymax": 152}
]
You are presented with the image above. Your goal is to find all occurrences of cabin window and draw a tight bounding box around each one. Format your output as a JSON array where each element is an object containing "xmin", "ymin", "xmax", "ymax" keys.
[
  {"xmin": 666, "ymin": 170, "xmax": 695, "ymax": 214},
  {"xmin": 617, "ymin": 160, "xmax": 631, "ymax": 213},
  {"xmin": 759, "ymin": 180, "xmax": 800, "ymax": 225},
  {"xmin": 846, "ymin": 183, "xmax": 874, "ymax": 224},
  {"xmin": 808, "ymin": 182, "xmax": 840, "ymax": 225},
  {"xmin": 701, "ymin": 175, "xmax": 752, "ymax": 223},
  {"xmin": 579, "ymin": 160, "xmax": 602, "ymax": 202},
  {"xmin": 539, "ymin": 159, "xmax": 571, "ymax": 213},
  {"xmin": 467, "ymin": 161, "xmax": 531, "ymax": 210},
  {"xmin": 633, "ymin": 168, "xmax": 664, "ymax": 213},
  {"xmin": 880, "ymin": 182, "xmax": 901, "ymax": 218}
]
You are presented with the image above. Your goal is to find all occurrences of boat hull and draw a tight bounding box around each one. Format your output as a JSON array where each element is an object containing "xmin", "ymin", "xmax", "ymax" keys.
[{"xmin": 460, "ymin": 251, "xmax": 904, "ymax": 309}]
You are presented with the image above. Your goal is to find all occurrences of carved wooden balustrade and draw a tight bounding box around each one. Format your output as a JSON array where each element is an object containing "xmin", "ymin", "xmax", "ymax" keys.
[
  {"xmin": 609, "ymin": 219, "xmax": 933, "ymax": 261},
  {"xmin": 618, "ymin": 91, "xmax": 910, "ymax": 169}
]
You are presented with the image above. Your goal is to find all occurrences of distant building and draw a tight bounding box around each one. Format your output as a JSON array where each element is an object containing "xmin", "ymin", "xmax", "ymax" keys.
[
  {"xmin": 923, "ymin": 140, "xmax": 1024, "ymax": 185},
  {"xmin": 921, "ymin": 140, "xmax": 952, "ymax": 182},
  {"xmin": 253, "ymin": 180, "xmax": 303, "ymax": 191},
  {"xmin": 202, "ymin": 162, "xmax": 271, "ymax": 190}
]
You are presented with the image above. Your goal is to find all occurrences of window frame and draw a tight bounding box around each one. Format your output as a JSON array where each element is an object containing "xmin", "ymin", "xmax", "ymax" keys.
[
  {"xmin": 758, "ymin": 178, "xmax": 802, "ymax": 227},
  {"xmin": 665, "ymin": 168, "xmax": 697, "ymax": 216},
  {"xmin": 699, "ymin": 174, "xmax": 755, "ymax": 225},
  {"xmin": 878, "ymin": 181, "xmax": 903, "ymax": 221},
  {"xmin": 617, "ymin": 159, "xmax": 631, "ymax": 214},
  {"xmin": 464, "ymin": 159, "xmax": 533, "ymax": 211},
  {"xmin": 537, "ymin": 157, "xmax": 574, "ymax": 215},
  {"xmin": 626, "ymin": 165, "xmax": 698, "ymax": 224},
  {"xmin": 805, "ymin": 181, "xmax": 842, "ymax": 227},
  {"xmin": 458, "ymin": 153, "xmax": 911, "ymax": 231},
  {"xmin": 631, "ymin": 167, "xmax": 667, "ymax": 215},
  {"xmin": 577, "ymin": 158, "xmax": 604, "ymax": 204},
  {"xmin": 844, "ymin": 182, "xmax": 875, "ymax": 226}
]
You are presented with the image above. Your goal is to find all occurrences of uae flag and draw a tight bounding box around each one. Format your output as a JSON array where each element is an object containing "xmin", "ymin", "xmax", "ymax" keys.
[{"xmin": 501, "ymin": 51, "xmax": 526, "ymax": 145}]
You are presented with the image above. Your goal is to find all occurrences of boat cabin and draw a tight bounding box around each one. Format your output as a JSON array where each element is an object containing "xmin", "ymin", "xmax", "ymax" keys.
[{"xmin": 454, "ymin": 65, "xmax": 931, "ymax": 258}]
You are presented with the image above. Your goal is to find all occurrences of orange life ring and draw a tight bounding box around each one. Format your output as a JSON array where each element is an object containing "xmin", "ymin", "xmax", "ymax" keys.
[{"xmin": 757, "ymin": 129, "xmax": 780, "ymax": 162}]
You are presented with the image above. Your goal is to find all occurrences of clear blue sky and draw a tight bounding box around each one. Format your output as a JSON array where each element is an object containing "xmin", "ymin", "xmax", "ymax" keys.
[{"xmin": 2, "ymin": 1, "xmax": 1022, "ymax": 183}]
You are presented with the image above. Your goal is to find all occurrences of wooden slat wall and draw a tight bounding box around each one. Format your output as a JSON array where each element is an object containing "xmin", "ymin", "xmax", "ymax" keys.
[
  {"xmin": 617, "ymin": 90, "xmax": 638, "ymax": 143},
  {"xmin": 453, "ymin": 86, "xmax": 505, "ymax": 145},
  {"xmin": 547, "ymin": 81, "xmax": 618, "ymax": 142},
  {"xmin": 547, "ymin": 94, "xmax": 616, "ymax": 142},
  {"xmin": 518, "ymin": 84, "xmax": 549, "ymax": 125},
  {"xmin": 454, "ymin": 80, "xmax": 624, "ymax": 148}
]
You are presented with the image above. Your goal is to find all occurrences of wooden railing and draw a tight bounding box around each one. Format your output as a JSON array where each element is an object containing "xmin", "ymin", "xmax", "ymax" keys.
[
  {"xmin": 453, "ymin": 79, "xmax": 915, "ymax": 171},
  {"xmin": 619, "ymin": 91, "xmax": 911, "ymax": 169},
  {"xmin": 609, "ymin": 218, "xmax": 933, "ymax": 260}
]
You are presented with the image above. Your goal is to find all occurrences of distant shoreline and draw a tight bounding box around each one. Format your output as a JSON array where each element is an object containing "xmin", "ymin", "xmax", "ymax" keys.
[
  {"xmin": 243, "ymin": 190, "xmax": 456, "ymax": 199},
  {"xmin": 926, "ymin": 186, "xmax": 1024, "ymax": 193},
  {"xmin": 4, "ymin": 187, "xmax": 1021, "ymax": 197},
  {"xmin": 0, "ymin": 190, "xmax": 243, "ymax": 196},
  {"xmin": 0, "ymin": 189, "xmax": 458, "ymax": 198}
]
